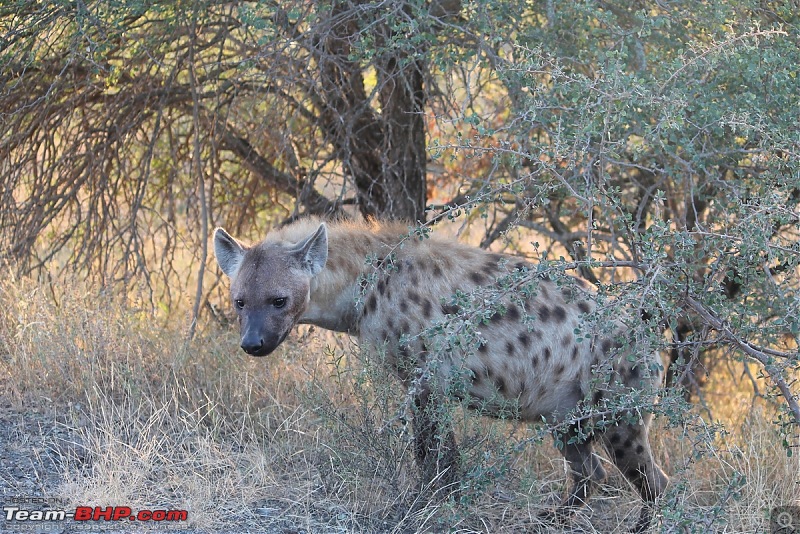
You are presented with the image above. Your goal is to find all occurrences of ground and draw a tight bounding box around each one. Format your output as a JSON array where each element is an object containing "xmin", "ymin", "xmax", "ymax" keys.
[{"xmin": 0, "ymin": 369, "xmax": 641, "ymax": 534}]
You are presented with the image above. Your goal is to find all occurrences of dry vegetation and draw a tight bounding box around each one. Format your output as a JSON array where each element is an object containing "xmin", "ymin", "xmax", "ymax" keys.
[
  {"xmin": 1, "ymin": 270, "xmax": 797, "ymax": 534},
  {"xmin": 1, "ymin": 2, "xmax": 798, "ymax": 533}
]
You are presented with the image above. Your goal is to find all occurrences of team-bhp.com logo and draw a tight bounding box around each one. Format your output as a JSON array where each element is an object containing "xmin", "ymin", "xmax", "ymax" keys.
[{"xmin": 4, "ymin": 504, "xmax": 187, "ymax": 524}]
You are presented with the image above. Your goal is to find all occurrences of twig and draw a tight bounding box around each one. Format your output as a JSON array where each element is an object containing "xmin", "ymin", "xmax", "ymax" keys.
[
  {"xmin": 187, "ymin": 5, "xmax": 207, "ymax": 342},
  {"xmin": 683, "ymin": 295, "xmax": 800, "ymax": 426}
]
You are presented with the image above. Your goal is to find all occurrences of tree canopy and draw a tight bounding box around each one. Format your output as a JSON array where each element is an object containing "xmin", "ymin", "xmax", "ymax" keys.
[{"xmin": 1, "ymin": 1, "xmax": 798, "ymax": 431}]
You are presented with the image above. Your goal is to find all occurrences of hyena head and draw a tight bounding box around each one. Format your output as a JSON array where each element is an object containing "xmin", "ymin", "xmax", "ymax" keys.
[{"xmin": 213, "ymin": 223, "xmax": 328, "ymax": 356}]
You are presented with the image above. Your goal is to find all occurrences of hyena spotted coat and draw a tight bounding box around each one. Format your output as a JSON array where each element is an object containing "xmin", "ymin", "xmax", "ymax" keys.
[{"xmin": 214, "ymin": 218, "xmax": 669, "ymax": 531}]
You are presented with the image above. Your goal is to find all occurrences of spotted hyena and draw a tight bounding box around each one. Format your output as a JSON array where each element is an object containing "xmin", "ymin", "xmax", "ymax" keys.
[{"xmin": 213, "ymin": 218, "xmax": 669, "ymax": 531}]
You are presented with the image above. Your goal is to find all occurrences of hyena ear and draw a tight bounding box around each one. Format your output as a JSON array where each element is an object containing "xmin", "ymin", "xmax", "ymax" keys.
[
  {"xmin": 292, "ymin": 223, "xmax": 328, "ymax": 276},
  {"xmin": 214, "ymin": 227, "xmax": 246, "ymax": 279}
]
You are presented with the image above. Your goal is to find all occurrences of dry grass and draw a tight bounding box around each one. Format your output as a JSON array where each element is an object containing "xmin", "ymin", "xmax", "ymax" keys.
[{"xmin": 0, "ymin": 273, "xmax": 797, "ymax": 533}]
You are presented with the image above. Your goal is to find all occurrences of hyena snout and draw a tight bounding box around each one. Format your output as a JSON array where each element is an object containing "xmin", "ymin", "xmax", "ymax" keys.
[
  {"xmin": 240, "ymin": 332, "xmax": 265, "ymax": 355},
  {"xmin": 239, "ymin": 314, "xmax": 290, "ymax": 356},
  {"xmin": 240, "ymin": 328, "xmax": 288, "ymax": 356}
]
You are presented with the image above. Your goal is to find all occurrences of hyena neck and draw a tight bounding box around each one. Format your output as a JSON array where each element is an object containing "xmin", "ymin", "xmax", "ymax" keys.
[{"xmin": 297, "ymin": 221, "xmax": 405, "ymax": 334}]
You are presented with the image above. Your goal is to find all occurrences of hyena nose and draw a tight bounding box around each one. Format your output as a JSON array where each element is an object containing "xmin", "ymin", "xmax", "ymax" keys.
[{"xmin": 240, "ymin": 337, "xmax": 264, "ymax": 355}]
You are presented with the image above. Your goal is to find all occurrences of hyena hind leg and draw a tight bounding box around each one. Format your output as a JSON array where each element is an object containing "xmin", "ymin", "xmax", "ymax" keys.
[
  {"xmin": 602, "ymin": 418, "xmax": 669, "ymax": 533},
  {"xmin": 542, "ymin": 428, "xmax": 608, "ymax": 525},
  {"xmin": 563, "ymin": 435, "xmax": 608, "ymax": 510}
]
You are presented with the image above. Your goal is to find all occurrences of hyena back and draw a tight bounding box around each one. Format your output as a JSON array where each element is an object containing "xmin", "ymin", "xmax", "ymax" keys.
[{"xmin": 214, "ymin": 218, "xmax": 668, "ymax": 531}]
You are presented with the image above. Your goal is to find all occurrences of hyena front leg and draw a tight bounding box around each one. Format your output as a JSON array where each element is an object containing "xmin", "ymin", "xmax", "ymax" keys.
[{"xmin": 412, "ymin": 388, "xmax": 460, "ymax": 499}]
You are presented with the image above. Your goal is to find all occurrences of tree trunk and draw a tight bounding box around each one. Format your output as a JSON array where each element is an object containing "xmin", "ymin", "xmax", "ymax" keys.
[
  {"xmin": 376, "ymin": 55, "xmax": 427, "ymax": 222},
  {"xmin": 314, "ymin": 0, "xmax": 428, "ymax": 222}
]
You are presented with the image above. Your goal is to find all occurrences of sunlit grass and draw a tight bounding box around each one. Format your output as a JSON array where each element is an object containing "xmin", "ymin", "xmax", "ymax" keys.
[{"xmin": 0, "ymin": 273, "xmax": 797, "ymax": 532}]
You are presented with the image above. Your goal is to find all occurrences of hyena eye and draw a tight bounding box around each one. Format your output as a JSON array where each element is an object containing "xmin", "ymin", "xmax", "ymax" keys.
[
  {"xmin": 272, "ymin": 297, "xmax": 287, "ymax": 309},
  {"xmin": 234, "ymin": 299, "xmax": 244, "ymax": 309}
]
